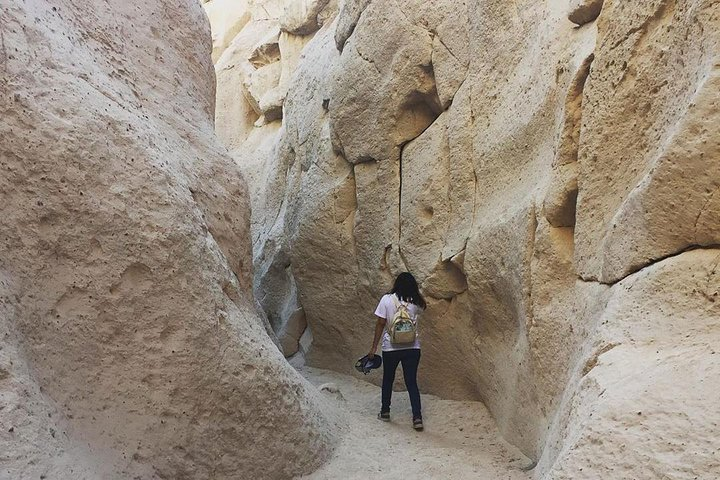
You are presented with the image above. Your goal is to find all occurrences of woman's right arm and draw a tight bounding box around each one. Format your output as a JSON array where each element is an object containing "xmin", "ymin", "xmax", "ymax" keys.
[{"xmin": 369, "ymin": 316, "xmax": 386, "ymax": 358}]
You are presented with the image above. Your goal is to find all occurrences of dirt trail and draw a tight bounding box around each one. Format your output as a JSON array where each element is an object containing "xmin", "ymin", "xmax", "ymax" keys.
[{"xmin": 297, "ymin": 367, "xmax": 533, "ymax": 480}]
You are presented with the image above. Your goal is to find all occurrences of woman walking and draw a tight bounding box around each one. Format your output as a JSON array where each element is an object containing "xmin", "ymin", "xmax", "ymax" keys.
[{"xmin": 368, "ymin": 272, "xmax": 427, "ymax": 430}]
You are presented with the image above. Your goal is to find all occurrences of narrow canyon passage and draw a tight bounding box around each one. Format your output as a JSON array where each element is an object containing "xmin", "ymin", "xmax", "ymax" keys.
[
  {"xmin": 2, "ymin": 0, "xmax": 716, "ymax": 478},
  {"xmin": 297, "ymin": 367, "xmax": 532, "ymax": 480},
  {"xmin": 204, "ymin": 0, "xmax": 720, "ymax": 478}
]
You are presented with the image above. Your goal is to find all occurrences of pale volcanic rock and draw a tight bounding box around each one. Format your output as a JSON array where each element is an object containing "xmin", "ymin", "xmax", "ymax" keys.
[
  {"xmin": 430, "ymin": 3, "xmax": 470, "ymax": 108},
  {"xmin": 400, "ymin": 112, "xmax": 451, "ymax": 285},
  {"xmin": 204, "ymin": 0, "xmax": 720, "ymax": 478},
  {"xmin": 0, "ymin": 280, "xmax": 101, "ymax": 479},
  {"xmin": 441, "ymin": 82, "xmax": 476, "ymax": 261},
  {"xmin": 214, "ymin": 19, "xmax": 279, "ymax": 147},
  {"xmin": 244, "ymin": 61, "xmax": 283, "ymax": 115},
  {"xmin": 248, "ymin": 27, "xmax": 282, "ymax": 67},
  {"xmin": 277, "ymin": 21, "xmax": 362, "ymax": 367},
  {"xmin": 205, "ymin": 0, "xmax": 252, "ymax": 61},
  {"xmin": 281, "ymin": 0, "xmax": 334, "ymax": 35},
  {"xmin": 259, "ymin": 32, "xmax": 316, "ymax": 121},
  {"xmin": 568, "ymin": 0, "xmax": 604, "ymax": 26},
  {"xmin": 278, "ymin": 306, "xmax": 308, "ymax": 356},
  {"xmin": 543, "ymin": 162, "xmax": 579, "ymax": 228},
  {"xmin": 0, "ymin": 0, "xmax": 335, "ymax": 478},
  {"xmin": 334, "ymin": 0, "xmax": 372, "ymax": 51},
  {"xmin": 421, "ymin": 260, "xmax": 468, "ymax": 300},
  {"xmin": 249, "ymin": 0, "xmax": 286, "ymax": 20},
  {"xmin": 539, "ymin": 249, "xmax": 720, "ymax": 479},
  {"xmin": 574, "ymin": 0, "xmax": 720, "ymax": 283},
  {"xmin": 329, "ymin": 0, "xmax": 442, "ymax": 166}
]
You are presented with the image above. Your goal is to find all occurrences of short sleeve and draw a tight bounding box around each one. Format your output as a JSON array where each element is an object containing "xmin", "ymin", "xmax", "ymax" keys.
[{"xmin": 374, "ymin": 295, "xmax": 388, "ymax": 319}]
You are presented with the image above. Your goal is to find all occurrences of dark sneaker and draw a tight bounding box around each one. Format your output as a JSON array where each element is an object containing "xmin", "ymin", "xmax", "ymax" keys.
[
  {"xmin": 378, "ymin": 411, "xmax": 390, "ymax": 422},
  {"xmin": 413, "ymin": 417, "xmax": 424, "ymax": 431}
]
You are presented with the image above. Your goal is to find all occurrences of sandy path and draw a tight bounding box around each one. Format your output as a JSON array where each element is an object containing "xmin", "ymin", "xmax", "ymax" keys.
[{"xmin": 297, "ymin": 367, "xmax": 533, "ymax": 480}]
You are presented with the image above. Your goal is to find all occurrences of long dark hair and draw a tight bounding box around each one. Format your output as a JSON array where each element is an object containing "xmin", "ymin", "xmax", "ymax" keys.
[{"xmin": 389, "ymin": 272, "xmax": 426, "ymax": 309}]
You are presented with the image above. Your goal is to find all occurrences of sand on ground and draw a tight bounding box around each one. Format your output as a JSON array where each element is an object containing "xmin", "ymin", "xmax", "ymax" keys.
[{"xmin": 297, "ymin": 367, "xmax": 533, "ymax": 480}]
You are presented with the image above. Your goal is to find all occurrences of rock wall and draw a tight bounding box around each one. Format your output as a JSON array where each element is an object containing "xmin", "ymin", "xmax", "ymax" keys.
[
  {"xmin": 0, "ymin": 0, "xmax": 334, "ymax": 478},
  {"xmin": 207, "ymin": 0, "xmax": 719, "ymax": 477}
]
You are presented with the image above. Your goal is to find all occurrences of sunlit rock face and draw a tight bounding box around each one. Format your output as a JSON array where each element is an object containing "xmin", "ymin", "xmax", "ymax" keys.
[
  {"xmin": 207, "ymin": 0, "xmax": 720, "ymax": 477},
  {"xmin": 0, "ymin": 0, "xmax": 335, "ymax": 478}
]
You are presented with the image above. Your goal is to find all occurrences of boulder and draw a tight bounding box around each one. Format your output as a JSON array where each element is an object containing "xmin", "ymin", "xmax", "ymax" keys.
[
  {"xmin": 281, "ymin": 0, "xmax": 333, "ymax": 35},
  {"xmin": 0, "ymin": 0, "xmax": 335, "ymax": 478},
  {"xmin": 568, "ymin": 0, "xmax": 604, "ymax": 26}
]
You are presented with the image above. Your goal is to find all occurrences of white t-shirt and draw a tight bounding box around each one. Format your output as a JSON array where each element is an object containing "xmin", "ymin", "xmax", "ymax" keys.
[{"xmin": 374, "ymin": 293, "xmax": 422, "ymax": 351}]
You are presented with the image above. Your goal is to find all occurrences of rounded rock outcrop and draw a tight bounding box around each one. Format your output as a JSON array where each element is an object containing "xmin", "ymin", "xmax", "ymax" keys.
[{"xmin": 0, "ymin": 0, "xmax": 335, "ymax": 478}]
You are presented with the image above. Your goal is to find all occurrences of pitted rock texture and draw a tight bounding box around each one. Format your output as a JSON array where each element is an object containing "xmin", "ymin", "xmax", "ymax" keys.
[
  {"xmin": 574, "ymin": 0, "xmax": 720, "ymax": 283},
  {"xmin": 537, "ymin": 249, "xmax": 720, "ymax": 479},
  {"xmin": 568, "ymin": 0, "xmax": 604, "ymax": 26},
  {"xmin": 207, "ymin": 0, "xmax": 720, "ymax": 478},
  {"xmin": 0, "ymin": 0, "xmax": 334, "ymax": 478}
]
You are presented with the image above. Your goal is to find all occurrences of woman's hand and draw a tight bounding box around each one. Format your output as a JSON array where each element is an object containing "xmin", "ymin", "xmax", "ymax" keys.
[{"xmin": 367, "ymin": 351, "xmax": 375, "ymax": 359}]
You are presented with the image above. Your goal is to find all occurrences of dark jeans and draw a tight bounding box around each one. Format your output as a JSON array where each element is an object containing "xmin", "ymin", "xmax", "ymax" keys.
[{"xmin": 381, "ymin": 348, "xmax": 421, "ymax": 419}]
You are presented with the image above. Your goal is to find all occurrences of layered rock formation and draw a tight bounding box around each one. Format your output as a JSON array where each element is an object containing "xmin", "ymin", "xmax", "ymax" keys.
[
  {"xmin": 207, "ymin": 0, "xmax": 720, "ymax": 477},
  {"xmin": 0, "ymin": 0, "xmax": 334, "ymax": 478}
]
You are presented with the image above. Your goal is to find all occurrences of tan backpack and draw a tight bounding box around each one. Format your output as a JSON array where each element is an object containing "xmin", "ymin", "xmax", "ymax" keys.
[{"xmin": 388, "ymin": 295, "xmax": 417, "ymax": 344}]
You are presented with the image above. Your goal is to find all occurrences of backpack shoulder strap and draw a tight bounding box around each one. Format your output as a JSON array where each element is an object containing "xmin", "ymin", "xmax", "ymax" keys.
[{"xmin": 391, "ymin": 294, "xmax": 400, "ymax": 308}]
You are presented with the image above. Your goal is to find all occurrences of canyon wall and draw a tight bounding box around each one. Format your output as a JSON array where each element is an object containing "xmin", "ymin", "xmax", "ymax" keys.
[
  {"xmin": 207, "ymin": 0, "xmax": 720, "ymax": 477},
  {"xmin": 0, "ymin": 0, "xmax": 334, "ymax": 478}
]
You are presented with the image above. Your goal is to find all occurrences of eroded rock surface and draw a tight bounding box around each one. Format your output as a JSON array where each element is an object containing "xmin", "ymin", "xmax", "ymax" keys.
[
  {"xmin": 575, "ymin": 0, "xmax": 720, "ymax": 283},
  {"xmin": 539, "ymin": 249, "xmax": 720, "ymax": 479},
  {"xmin": 0, "ymin": 0, "xmax": 334, "ymax": 478},
  {"xmin": 207, "ymin": 0, "xmax": 720, "ymax": 478},
  {"xmin": 568, "ymin": 0, "xmax": 604, "ymax": 26}
]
